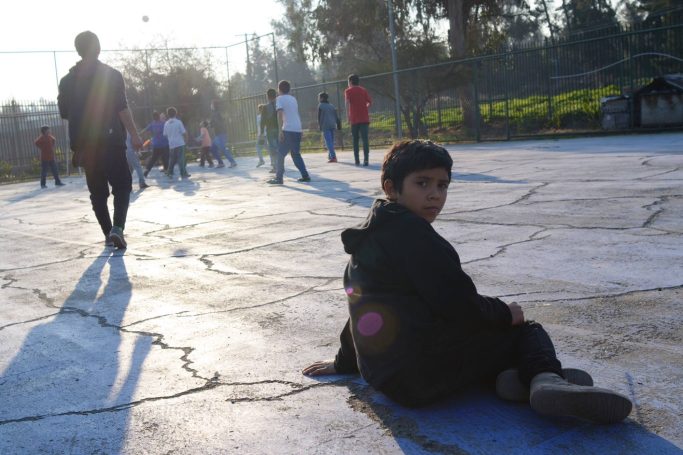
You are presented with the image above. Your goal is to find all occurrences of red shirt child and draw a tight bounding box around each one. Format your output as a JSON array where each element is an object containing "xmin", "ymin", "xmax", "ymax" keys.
[
  {"xmin": 345, "ymin": 84, "xmax": 372, "ymax": 125},
  {"xmin": 34, "ymin": 127, "xmax": 56, "ymax": 161}
]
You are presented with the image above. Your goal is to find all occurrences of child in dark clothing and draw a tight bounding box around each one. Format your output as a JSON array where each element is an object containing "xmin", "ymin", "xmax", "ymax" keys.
[
  {"xmin": 303, "ymin": 140, "xmax": 632, "ymax": 424},
  {"xmin": 34, "ymin": 126, "xmax": 65, "ymax": 188}
]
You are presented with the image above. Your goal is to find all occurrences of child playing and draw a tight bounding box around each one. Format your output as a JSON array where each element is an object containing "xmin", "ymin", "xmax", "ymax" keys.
[
  {"xmin": 196, "ymin": 121, "xmax": 214, "ymax": 168},
  {"xmin": 126, "ymin": 132, "xmax": 149, "ymax": 189},
  {"xmin": 317, "ymin": 92, "xmax": 341, "ymax": 163},
  {"xmin": 303, "ymin": 140, "xmax": 632, "ymax": 424},
  {"xmin": 267, "ymin": 80, "xmax": 311, "ymax": 185},
  {"xmin": 255, "ymin": 105, "xmax": 267, "ymax": 168},
  {"xmin": 34, "ymin": 126, "xmax": 65, "ymax": 188},
  {"xmin": 163, "ymin": 107, "xmax": 190, "ymax": 179}
]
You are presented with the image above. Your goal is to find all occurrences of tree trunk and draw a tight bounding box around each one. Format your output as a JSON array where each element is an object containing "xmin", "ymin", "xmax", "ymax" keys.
[{"xmin": 447, "ymin": 0, "xmax": 477, "ymax": 131}]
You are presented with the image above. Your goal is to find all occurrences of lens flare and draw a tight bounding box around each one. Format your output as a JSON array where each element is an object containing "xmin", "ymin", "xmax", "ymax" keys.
[{"xmin": 357, "ymin": 311, "xmax": 383, "ymax": 337}]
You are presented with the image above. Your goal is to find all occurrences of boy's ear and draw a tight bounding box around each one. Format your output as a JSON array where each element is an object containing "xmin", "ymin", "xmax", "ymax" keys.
[{"xmin": 383, "ymin": 179, "xmax": 398, "ymax": 201}]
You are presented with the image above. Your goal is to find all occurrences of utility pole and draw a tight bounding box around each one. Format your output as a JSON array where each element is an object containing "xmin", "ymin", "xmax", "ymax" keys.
[{"xmin": 387, "ymin": 0, "xmax": 402, "ymax": 139}]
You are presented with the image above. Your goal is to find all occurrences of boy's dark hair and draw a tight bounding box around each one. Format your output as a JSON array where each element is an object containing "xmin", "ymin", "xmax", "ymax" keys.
[
  {"xmin": 381, "ymin": 140, "xmax": 452, "ymax": 193},
  {"xmin": 278, "ymin": 80, "xmax": 291, "ymax": 94},
  {"xmin": 201, "ymin": 120, "xmax": 208, "ymax": 127},
  {"xmin": 40, "ymin": 125, "xmax": 50, "ymax": 134},
  {"xmin": 348, "ymin": 74, "xmax": 360, "ymax": 85},
  {"xmin": 257, "ymin": 104, "xmax": 266, "ymax": 114},
  {"xmin": 267, "ymin": 88, "xmax": 277, "ymax": 100},
  {"xmin": 74, "ymin": 31, "xmax": 100, "ymax": 59},
  {"xmin": 167, "ymin": 107, "xmax": 177, "ymax": 118},
  {"xmin": 152, "ymin": 111, "xmax": 160, "ymax": 121},
  {"xmin": 318, "ymin": 92, "xmax": 329, "ymax": 102}
]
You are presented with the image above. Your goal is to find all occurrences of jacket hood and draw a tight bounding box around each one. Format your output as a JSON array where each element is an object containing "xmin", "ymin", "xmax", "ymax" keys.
[{"xmin": 341, "ymin": 199, "xmax": 409, "ymax": 254}]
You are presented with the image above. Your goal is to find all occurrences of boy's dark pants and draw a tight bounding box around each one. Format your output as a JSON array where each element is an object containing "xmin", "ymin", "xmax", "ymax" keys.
[
  {"xmin": 84, "ymin": 148, "xmax": 132, "ymax": 236},
  {"xmin": 145, "ymin": 146, "xmax": 170, "ymax": 172},
  {"xmin": 40, "ymin": 160, "xmax": 62, "ymax": 186},
  {"xmin": 379, "ymin": 321, "xmax": 563, "ymax": 408},
  {"xmin": 351, "ymin": 123, "xmax": 369, "ymax": 164}
]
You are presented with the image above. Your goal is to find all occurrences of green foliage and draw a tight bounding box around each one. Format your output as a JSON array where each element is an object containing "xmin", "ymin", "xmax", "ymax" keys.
[{"xmin": 0, "ymin": 160, "xmax": 12, "ymax": 182}]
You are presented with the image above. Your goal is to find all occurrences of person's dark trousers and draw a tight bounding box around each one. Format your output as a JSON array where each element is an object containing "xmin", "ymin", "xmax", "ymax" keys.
[
  {"xmin": 84, "ymin": 148, "xmax": 133, "ymax": 236},
  {"xmin": 378, "ymin": 321, "xmax": 563, "ymax": 408},
  {"xmin": 145, "ymin": 146, "xmax": 170, "ymax": 173},
  {"xmin": 199, "ymin": 146, "xmax": 214, "ymax": 166},
  {"xmin": 266, "ymin": 130, "xmax": 279, "ymax": 168},
  {"xmin": 351, "ymin": 123, "xmax": 370, "ymax": 164},
  {"xmin": 40, "ymin": 160, "xmax": 62, "ymax": 186},
  {"xmin": 275, "ymin": 131, "xmax": 309, "ymax": 182}
]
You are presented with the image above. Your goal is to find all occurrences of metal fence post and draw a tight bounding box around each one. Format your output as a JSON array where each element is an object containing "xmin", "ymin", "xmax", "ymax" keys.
[{"xmin": 473, "ymin": 62, "xmax": 481, "ymax": 142}]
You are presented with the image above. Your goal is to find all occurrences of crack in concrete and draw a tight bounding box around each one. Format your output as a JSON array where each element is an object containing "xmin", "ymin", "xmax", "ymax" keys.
[
  {"xmin": 178, "ymin": 278, "xmax": 338, "ymax": 319},
  {"xmin": 0, "ymin": 312, "xmax": 61, "ymax": 332},
  {"xmin": 521, "ymin": 284, "xmax": 683, "ymax": 305},
  {"xmin": 462, "ymin": 228, "xmax": 550, "ymax": 265},
  {"xmin": 638, "ymin": 166, "xmax": 681, "ymax": 180},
  {"xmin": 642, "ymin": 196, "xmax": 669, "ymax": 229}
]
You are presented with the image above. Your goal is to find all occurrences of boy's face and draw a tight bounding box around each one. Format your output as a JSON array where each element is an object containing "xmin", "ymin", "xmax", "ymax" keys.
[
  {"xmin": 384, "ymin": 168, "xmax": 450, "ymax": 223},
  {"xmin": 43, "ymin": 129, "xmax": 50, "ymax": 135}
]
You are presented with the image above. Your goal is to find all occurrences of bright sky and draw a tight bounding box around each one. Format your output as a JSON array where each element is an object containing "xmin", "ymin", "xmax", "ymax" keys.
[{"xmin": 1, "ymin": 0, "xmax": 284, "ymax": 101}]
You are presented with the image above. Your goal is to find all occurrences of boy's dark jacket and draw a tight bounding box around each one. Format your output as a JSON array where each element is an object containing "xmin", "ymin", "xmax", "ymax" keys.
[
  {"xmin": 58, "ymin": 60, "xmax": 128, "ymax": 157},
  {"xmin": 335, "ymin": 199, "xmax": 512, "ymax": 387}
]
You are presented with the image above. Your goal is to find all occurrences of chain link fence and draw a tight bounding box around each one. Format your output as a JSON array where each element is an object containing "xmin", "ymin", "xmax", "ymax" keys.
[{"xmin": 2, "ymin": 21, "xmax": 682, "ymax": 182}]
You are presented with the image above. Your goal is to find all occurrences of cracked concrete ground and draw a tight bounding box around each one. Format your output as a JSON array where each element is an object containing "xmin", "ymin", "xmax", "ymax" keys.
[{"xmin": 1, "ymin": 133, "xmax": 682, "ymax": 454}]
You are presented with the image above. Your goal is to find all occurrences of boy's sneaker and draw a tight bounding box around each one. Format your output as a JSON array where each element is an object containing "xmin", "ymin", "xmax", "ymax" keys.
[
  {"xmin": 209, "ymin": 163, "xmax": 215, "ymax": 168},
  {"xmin": 41, "ymin": 185, "xmax": 47, "ymax": 189},
  {"xmin": 143, "ymin": 170, "xmax": 149, "ymax": 178},
  {"xmin": 140, "ymin": 182, "xmax": 149, "ymax": 189},
  {"xmin": 104, "ymin": 235, "xmax": 115, "ymax": 247},
  {"xmin": 108, "ymin": 226, "xmax": 127, "ymax": 249},
  {"xmin": 328, "ymin": 158, "xmax": 337, "ymax": 163},
  {"xmin": 297, "ymin": 176, "xmax": 311, "ymax": 182},
  {"xmin": 182, "ymin": 174, "xmax": 191, "ymax": 179},
  {"xmin": 496, "ymin": 368, "xmax": 593, "ymax": 402},
  {"xmin": 363, "ymin": 162, "xmax": 369, "ymax": 166},
  {"xmin": 269, "ymin": 168, "xmax": 276, "ymax": 174},
  {"xmin": 267, "ymin": 178, "xmax": 283, "ymax": 185},
  {"xmin": 529, "ymin": 372, "xmax": 632, "ymax": 423},
  {"xmin": 216, "ymin": 163, "xmax": 226, "ymax": 168},
  {"xmin": 55, "ymin": 181, "xmax": 65, "ymax": 186},
  {"xmin": 257, "ymin": 159, "xmax": 265, "ymax": 167},
  {"xmin": 229, "ymin": 163, "xmax": 238, "ymax": 168}
]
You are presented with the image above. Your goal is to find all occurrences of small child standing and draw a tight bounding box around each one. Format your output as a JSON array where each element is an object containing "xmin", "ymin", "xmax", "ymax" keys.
[
  {"xmin": 196, "ymin": 121, "xmax": 214, "ymax": 168},
  {"xmin": 317, "ymin": 92, "xmax": 341, "ymax": 163},
  {"xmin": 255, "ymin": 105, "xmax": 267, "ymax": 168},
  {"xmin": 304, "ymin": 140, "xmax": 632, "ymax": 424},
  {"xmin": 34, "ymin": 126, "xmax": 64, "ymax": 188},
  {"xmin": 163, "ymin": 107, "xmax": 190, "ymax": 179},
  {"xmin": 126, "ymin": 133, "xmax": 149, "ymax": 189}
]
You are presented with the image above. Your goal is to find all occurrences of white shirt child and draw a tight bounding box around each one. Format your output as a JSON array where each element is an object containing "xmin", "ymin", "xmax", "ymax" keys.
[
  {"xmin": 275, "ymin": 94, "xmax": 303, "ymax": 133},
  {"xmin": 163, "ymin": 117, "xmax": 187, "ymax": 149}
]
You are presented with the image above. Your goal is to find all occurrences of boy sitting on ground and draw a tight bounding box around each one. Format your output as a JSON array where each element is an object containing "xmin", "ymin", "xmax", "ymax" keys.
[{"xmin": 303, "ymin": 140, "xmax": 632, "ymax": 424}]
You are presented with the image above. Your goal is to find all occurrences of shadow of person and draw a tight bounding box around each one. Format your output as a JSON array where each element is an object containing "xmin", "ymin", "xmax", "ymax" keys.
[
  {"xmin": 275, "ymin": 175, "xmax": 377, "ymax": 209},
  {"xmin": 337, "ymin": 380, "xmax": 683, "ymax": 454},
  {"xmin": 0, "ymin": 250, "xmax": 150, "ymax": 453}
]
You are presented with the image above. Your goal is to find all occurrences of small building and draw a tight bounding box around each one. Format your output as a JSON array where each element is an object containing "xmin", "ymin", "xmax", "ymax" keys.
[
  {"xmin": 635, "ymin": 75, "xmax": 683, "ymax": 127},
  {"xmin": 601, "ymin": 95, "xmax": 631, "ymax": 130}
]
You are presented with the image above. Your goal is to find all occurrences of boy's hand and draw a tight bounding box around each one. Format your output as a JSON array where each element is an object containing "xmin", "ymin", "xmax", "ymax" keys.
[
  {"xmin": 302, "ymin": 360, "xmax": 336, "ymax": 376},
  {"xmin": 508, "ymin": 302, "xmax": 525, "ymax": 326}
]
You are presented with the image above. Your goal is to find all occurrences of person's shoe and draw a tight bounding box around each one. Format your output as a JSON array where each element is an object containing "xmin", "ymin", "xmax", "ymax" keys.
[
  {"xmin": 108, "ymin": 226, "xmax": 127, "ymax": 249},
  {"xmin": 267, "ymin": 178, "xmax": 283, "ymax": 185},
  {"xmin": 55, "ymin": 181, "xmax": 65, "ymax": 186},
  {"xmin": 269, "ymin": 168, "xmax": 276, "ymax": 174},
  {"xmin": 297, "ymin": 176, "xmax": 311, "ymax": 182},
  {"xmin": 328, "ymin": 158, "xmax": 337, "ymax": 163},
  {"xmin": 355, "ymin": 162, "xmax": 361, "ymax": 166},
  {"xmin": 209, "ymin": 163, "xmax": 215, "ymax": 168},
  {"xmin": 143, "ymin": 170, "xmax": 149, "ymax": 178},
  {"xmin": 363, "ymin": 162, "xmax": 369, "ymax": 167},
  {"xmin": 182, "ymin": 174, "xmax": 191, "ymax": 179},
  {"xmin": 496, "ymin": 368, "xmax": 593, "ymax": 402},
  {"xmin": 199, "ymin": 163, "xmax": 205, "ymax": 168},
  {"xmin": 229, "ymin": 162, "xmax": 238, "ymax": 168},
  {"xmin": 41, "ymin": 184, "xmax": 47, "ymax": 189},
  {"xmin": 216, "ymin": 163, "xmax": 226, "ymax": 168},
  {"xmin": 529, "ymin": 372, "xmax": 632, "ymax": 423},
  {"xmin": 139, "ymin": 182, "xmax": 150, "ymax": 189},
  {"xmin": 104, "ymin": 235, "xmax": 115, "ymax": 247},
  {"xmin": 257, "ymin": 159, "xmax": 265, "ymax": 167}
]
